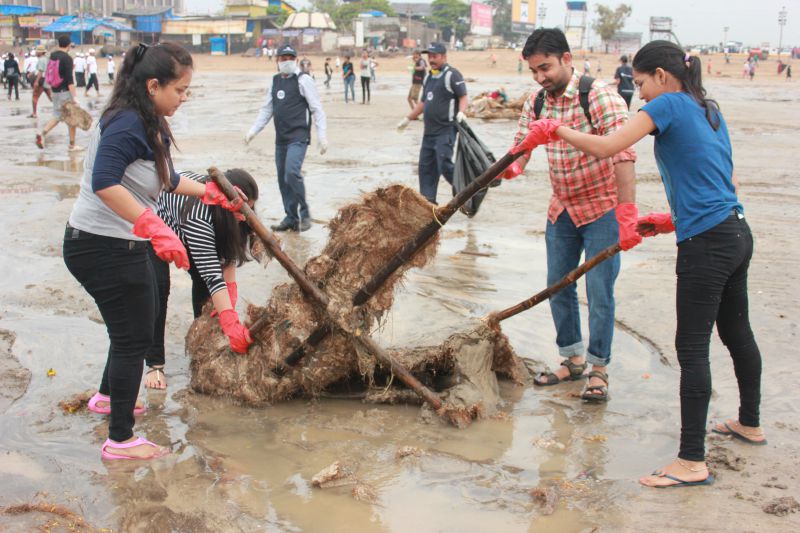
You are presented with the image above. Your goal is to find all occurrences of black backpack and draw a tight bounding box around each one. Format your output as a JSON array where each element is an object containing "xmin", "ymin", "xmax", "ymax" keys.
[{"xmin": 533, "ymin": 75, "xmax": 595, "ymax": 130}]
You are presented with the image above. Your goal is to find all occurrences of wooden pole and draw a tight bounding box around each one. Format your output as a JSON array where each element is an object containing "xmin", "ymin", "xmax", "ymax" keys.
[
  {"xmin": 208, "ymin": 167, "xmax": 443, "ymax": 412},
  {"xmin": 487, "ymin": 243, "xmax": 621, "ymax": 324}
]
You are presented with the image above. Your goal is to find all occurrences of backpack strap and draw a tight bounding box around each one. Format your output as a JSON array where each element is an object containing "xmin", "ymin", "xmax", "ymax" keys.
[
  {"xmin": 578, "ymin": 74, "xmax": 595, "ymax": 128},
  {"xmin": 534, "ymin": 75, "xmax": 595, "ymax": 129}
]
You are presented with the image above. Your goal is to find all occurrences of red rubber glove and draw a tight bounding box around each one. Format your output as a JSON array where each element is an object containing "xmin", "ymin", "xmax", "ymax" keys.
[
  {"xmin": 202, "ymin": 182, "xmax": 247, "ymax": 216},
  {"xmin": 132, "ymin": 209, "xmax": 190, "ymax": 270},
  {"xmin": 210, "ymin": 281, "xmax": 238, "ymax": 318},
  {"xmin": 218, "ymin": 309, "xmax": 253, "ymax": 354},
  {"xmin": 511, "ymin": 119, "xmax": 561, "ymax": 154},
  {"xmin": 501, "ymin": 161, "xmax": 523, "ymax": 180},
  {"xmin": 615, "ymin": 203, "xmax": 643, "ymax": 251},
  {"xmin": 637, "ymin": 212, "xmax": 675, "ymax": 237}
]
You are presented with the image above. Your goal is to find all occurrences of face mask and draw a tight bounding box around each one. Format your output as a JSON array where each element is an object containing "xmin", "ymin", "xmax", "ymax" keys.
[{"xmin": 278, "ymin": 60, "xmax": 296, "ymax": 75}]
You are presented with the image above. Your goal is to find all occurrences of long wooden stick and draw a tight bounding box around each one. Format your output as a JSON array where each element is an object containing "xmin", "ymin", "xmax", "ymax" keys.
[
  {"xmin": 276, "ymin": 148, "xmax": 526, "ymax": 369},
  {"xmin": 487, "ymin": 243, "xmax": 621, "ymax": 324},
  {"xmin": 208, "ymin": 167, "xmax": 443, "ymax": 411}
]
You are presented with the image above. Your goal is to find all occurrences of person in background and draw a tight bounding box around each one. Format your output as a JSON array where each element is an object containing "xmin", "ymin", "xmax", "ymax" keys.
[
  {"xmin": 84, "ymin": 48, "xmax": 100, "ymax": 97},
  {"xmin": 613, "ymin": 55, "xmax": 635, "ymax": 109},
  {"xmin": 505, "ymin": 29, "xmax": 637, "ymax": 403},
  {"xmin": 359, "ymin": 49, "xmax": 372, "ymax": 104},
  {"xmin": 244, "ymin": 44, "xmax": 328, "ymax": 232},
  {"xmin": 546, "ymin": 40, "xmax": 764, "ymax": 488},
  {"xmin": 787, "ymin": 64, "xmax": 792, "ymax": 81},
  {"xmin": 299, "ymin": 55, "xmax": 312, "ymax": 76},
  {"xmin": 342, "ymin": 55, "xmax": 355, "ymax": 103},
  {"xmin": 29, "ymin": 44, "xmax": 52, "ymax": 118},
  {"xmin": 36, "ymin": 36, "xmax": 80, "ymax": 152},
  {"xmin": 324, "ymin": 57, "xmax": 332, "ymax": 88},
  {"xmin": 144, "ymin": 169, "xmax": 259, "ymax": 390},
  {"xmin": 24, "ymin": 52, "xmax": 37, "ymax": 88},
  {"xmin": 107, "ymin": 55, "xmax": 116, "ymax": 84},
  {"xmin": 335, "ymin": 56, "xmax": 341, "ymax": 71},
  {"xmin": 397, "ymin": 42, "xmax": 468, "ymax": 203},
  {"xmin": 63, "ymin": 42, "xmax": 248, "ymax": 460},
  {"xmin": 74, "ymin": 52, "xmax": 86, "ymax": 88},
  {"xmin": 583, "ymin": 57, "xmax": 591, "ymax": 74},
  {"xmin": 407, "ymin": 49, "xmax": 426, "ymax": 110},
  {"xmin": 370, "ymin": 54, "xmax": 378, "ymax": 82},
  {"xmin": 4, "ymin": 52, "xmax": 21, "ymax": 100}
]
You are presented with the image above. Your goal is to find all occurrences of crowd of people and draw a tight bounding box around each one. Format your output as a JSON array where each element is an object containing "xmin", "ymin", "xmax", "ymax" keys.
[{"xmin": 7, "ymin": 29, "xmax": 761, "ymax": 489}]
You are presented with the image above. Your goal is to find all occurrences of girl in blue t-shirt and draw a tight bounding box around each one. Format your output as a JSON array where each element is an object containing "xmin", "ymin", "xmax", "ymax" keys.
[{"xmin": 533, "ymin": 40, "xmax": 763, "ymax": 488}]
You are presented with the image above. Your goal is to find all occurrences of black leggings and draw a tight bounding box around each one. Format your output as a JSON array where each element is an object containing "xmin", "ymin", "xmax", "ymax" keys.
[
  {"xmin": 63, "ymin": 225, "xmax": 156, "ymax": 442},
  {"xmin": 85, "ymin": 73, "xmax": 99, "ymax": 92},
  {"xmin": 360, "ymin": 76, "xmax": 370, "ymax": 103},
  {"xmin": 7, "ymin": 75, "xmax": 18, "ymax": 99},
  {"xmin": 675, "ymin": 214, "xmax": 761, "ymax": 461},
  {"xmin": 147, "ymin": 245, "xmax": 211, "ymax": 368}
]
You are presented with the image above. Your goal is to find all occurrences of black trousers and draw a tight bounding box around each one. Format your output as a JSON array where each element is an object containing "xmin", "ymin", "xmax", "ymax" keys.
[
  {"xmin": 619, "ymin": 90, "xmax": 633, "ymax": 109},
  {"xmin": 146, "ymin": 246, "xmax": 211, "ymax": 368},
  {"xmin": 7, "ymin": 75, "xmax": 18, "ymax": 99},
  {"xmin": 360, "ymin": 76, "xmax": 370, "ymax": 103},
  {"xmin": 85, "ymin": 73, "xmax": 99, "ymax": 92},
  {"xmin": 675, "ymin": 213, "xmax": 762, "ymax": 461},
  {"xmin": 75, "ymin": 71, "xmax": 85, "ymax": 87},
  {"xmin": 63, "ymin": 225, "xmax": 155, "ymax": 442}
]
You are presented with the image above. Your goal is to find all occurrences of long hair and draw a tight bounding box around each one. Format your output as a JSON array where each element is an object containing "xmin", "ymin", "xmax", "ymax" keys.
[
  {"xmin": 181, "ymin": 169, "xmax": 260, "ymax": 268},
  {"xmin": 102, "ymin": 42, "xmax": 193, "ymax": 189},
  {"xmin": 633, "ymin": 40, "xmax": 720, "ymax": 130}
]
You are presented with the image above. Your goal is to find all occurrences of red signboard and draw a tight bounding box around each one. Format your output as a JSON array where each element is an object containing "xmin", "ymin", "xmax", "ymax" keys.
[{"xmin": 470, "ymin": 3, "xmax": 493, "ymax": 36}]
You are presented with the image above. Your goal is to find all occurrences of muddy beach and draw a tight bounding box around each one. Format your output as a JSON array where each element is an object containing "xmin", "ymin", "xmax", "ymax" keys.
[{"xmin": 0, "ymin": 50, "xmax": 799, "ymax": 531}]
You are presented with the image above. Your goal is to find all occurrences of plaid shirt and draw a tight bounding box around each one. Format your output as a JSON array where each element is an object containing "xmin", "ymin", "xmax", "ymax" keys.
[{"xmin": 514, "ymin": 70, "xmax": 636, "ymax": 226}]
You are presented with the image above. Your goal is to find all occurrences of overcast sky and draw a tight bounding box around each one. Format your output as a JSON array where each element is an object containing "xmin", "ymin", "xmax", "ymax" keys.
[{"xmin": 184, "ymin": 0, "xmax": 798, "ymax": 47}]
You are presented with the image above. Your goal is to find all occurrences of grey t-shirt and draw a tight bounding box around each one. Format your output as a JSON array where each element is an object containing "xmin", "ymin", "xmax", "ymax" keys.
[{"xmin": 69, "ymin": 110, "xmax": 179, "ymax": 240}]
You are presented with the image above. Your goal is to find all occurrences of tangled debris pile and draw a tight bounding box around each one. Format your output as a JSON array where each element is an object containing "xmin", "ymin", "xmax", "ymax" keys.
[
  {"xmin": 466, "ymin": 91, "xmax": 529, "ymax": 120},
  {"xmin": 186, "ymin": 185, "xmax": 528, "ymax": 426}
]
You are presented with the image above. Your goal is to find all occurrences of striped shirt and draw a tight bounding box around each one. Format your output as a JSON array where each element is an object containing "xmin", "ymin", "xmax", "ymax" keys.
[
  {"xmin": 157, "ymin": 171, "xmax": 226, "ymax": 296},
  {"xmin": 514, "ymin": 70, "xmax": 636, "ymax": 227}
]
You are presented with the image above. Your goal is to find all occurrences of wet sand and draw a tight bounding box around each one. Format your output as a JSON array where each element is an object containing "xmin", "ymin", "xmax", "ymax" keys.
[{"xmin": 0, "ymin": 51, "xmax": 798, "ymax": 531}]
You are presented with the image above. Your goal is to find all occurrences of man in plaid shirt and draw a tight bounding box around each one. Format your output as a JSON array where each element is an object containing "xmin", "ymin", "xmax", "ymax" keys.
[{"xmin": 506, "ymin": 29, "xmax": 637, "ymax": 402}]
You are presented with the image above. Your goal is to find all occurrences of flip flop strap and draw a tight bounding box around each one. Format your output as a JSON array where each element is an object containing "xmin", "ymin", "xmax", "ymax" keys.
[{"xmin": 104, "ymin": 437, "xmax": 152, "ymax": 450}]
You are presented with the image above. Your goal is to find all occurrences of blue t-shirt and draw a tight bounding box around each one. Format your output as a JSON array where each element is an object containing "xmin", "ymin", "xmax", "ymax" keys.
[{"xmin": 641, "ymin": 92, "xmax": 742, "ymax": 242}]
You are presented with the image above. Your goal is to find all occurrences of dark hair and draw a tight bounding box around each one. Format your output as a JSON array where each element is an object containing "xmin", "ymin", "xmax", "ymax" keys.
[
  {"xmin": 633, "ymin": 40, "xmax": 720, "ymax": 130},
  {"xmin": 180, "ymin": 169, "xmax": 259, "ymax": 267},
  {"xmin": 7, "ymin": 52, "xmax": 13, "ymax": 60},
  {"xmin": 57, "ymin": 35, "xmax": 71, "ymax": 48},
  {"xmin": 102, "ymin": 42, "xmax": 192, "ymax": 189},
  {"xmin": 620, "ymin": 55, "xmax": 628, "ymax": 63},
  {"xmin": 522, "ymin": 28, "xmax": 570, "ymax": 59}
]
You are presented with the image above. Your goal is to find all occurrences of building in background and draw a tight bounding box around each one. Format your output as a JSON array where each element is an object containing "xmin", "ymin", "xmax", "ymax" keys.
[
  {"xmin": 112, "ymin": 6, "xmax": 175, "ymax": 44},
  {"xmin": 0, "ymin": 0, "xmax": 184, "ymax": 19}
]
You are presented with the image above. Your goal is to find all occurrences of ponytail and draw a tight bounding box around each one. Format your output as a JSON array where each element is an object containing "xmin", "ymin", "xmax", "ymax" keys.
[{"xmin": 633, "ymin": 40, "xmax": 720, "ymax": 130}]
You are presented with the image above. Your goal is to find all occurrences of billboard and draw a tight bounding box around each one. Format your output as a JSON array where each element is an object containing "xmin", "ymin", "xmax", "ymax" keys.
[
  {"xmin": 511, "ymin": 0, "xmax": 536, "ymax": 35},
  {"xmin": 470, "ymin": 3, "xmax": 493, "ymax": 36}
]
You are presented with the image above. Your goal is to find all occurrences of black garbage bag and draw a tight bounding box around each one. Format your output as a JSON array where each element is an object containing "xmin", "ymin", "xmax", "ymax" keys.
[{"xmin": 452, "ymin": 120, "xmax": 499, "ymax": 217}]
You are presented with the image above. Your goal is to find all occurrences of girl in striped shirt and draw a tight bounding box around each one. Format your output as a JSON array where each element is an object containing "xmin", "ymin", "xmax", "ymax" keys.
[{"xmin": 145, "ymin": 169, "xmax": 259, "ymax": 390}]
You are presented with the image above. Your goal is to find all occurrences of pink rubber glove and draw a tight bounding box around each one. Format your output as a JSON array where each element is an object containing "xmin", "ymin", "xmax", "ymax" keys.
[
  {"xmin": 132, "ymin": 209, "xmax": 190, "ymax": 270},
  {"xmin": 218, "ymin": 309, "xmax": 253, "ymax": 354},
  {"xmin": 511, "ymin": 119, "xmax": 561, "ymax": 154},
  {"xmin": 202, "ymin": 182, "xmax": 247, "ymax": 216},
  {"xmin": 637, "ymin": 212, "xmax": 675, "ymax": 237},
  {"xmin": 501, "ymin": 161, "xmax": 523, "ymax": 180},
  {"xmin": 615, "ymin": 203, "xmax": 643, "ymax": 251},
  {"xmin": 210, "ymin": 281, "xmax": 238, "ymax": 318}
]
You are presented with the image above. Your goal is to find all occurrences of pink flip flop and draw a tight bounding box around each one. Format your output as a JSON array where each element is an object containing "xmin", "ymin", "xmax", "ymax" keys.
[
  {"xmin": 101, "ymin": 437, "xmax": 170, "ymax": 460},
  {"xmin": 87, "ymin": 392, "xmax": 146, "ymax": 416}
]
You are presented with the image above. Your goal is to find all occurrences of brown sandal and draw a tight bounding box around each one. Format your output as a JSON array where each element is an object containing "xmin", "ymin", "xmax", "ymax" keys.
[
  {"xmin": 534, "ymin": 359, "xmax": 587, "ymax": 386},
  {"xmin": 581, "ymin": 370, "xmax": 609, "ymax": 403},
  {"xmin": 144, "ymin": 366, "xmax": 166, "ymax": 390}
]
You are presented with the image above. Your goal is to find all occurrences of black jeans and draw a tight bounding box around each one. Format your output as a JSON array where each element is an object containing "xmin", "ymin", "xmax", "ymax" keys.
[
  {"xmin": 146, "ymin": 246, "xmax": 210, "ymax": 368},
  {"xmin": 7, "ymin": 75, "xmax": 18, "ymax": 99},
  {"xmin": 675, "ymin": 213, "xmax": 761, "ymax": 461},
  {"xmin": 63, "ymin": 225, "xmax": 156, "ymax": 442},
  {"xmin": 360, "ymin": 76, "xmax": 370, "ymax": 103}
]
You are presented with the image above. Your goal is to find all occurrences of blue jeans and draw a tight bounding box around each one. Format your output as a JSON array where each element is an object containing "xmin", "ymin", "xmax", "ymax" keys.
[
  {"xmin": 418, "ymin": 129, "xmax": 456, "ymax": 203},
  {"xmin": 344, "ymin": 76, "xmax": 355, "ymax": 102},
  {"xmin": 545, "ymin": 209, "xmax": 621, "ymax": 366},
  {"xmin": 275, "ymin": 141, "xmax": 309, "ymax": 226}
]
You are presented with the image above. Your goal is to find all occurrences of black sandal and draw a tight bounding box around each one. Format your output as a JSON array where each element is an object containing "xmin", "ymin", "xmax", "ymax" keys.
[
  {"xmin": 581, "ymin": 370, "xmax": 609, "ymax": 403},
  {"xmin": 144, "ymin": 366, "xmax": 166, "ymax": 390},
  {"xmin": 534, "ymin": 359, "xmax": 587, "ymax": 386}
]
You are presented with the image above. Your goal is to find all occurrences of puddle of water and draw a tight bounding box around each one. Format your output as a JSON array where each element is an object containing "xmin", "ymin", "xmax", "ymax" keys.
[{"xmin": 23, "ymin": 158, "xmax": 84, "ymax": 173}]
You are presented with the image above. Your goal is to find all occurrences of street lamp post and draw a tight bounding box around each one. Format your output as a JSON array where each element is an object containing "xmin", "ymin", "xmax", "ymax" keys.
[
  {"xmin": 538, "ymin": 4, "xmax": 547, "ymax": 28},
  {"xmin": 778, "ymin": 6, "xmax": 787, "ymax": 57},
  {"xmin": 723, "ymin": 26, "xmax": 728, "ymax": 48}
]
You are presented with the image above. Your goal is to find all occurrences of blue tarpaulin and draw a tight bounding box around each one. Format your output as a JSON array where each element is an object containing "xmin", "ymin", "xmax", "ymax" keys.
[
  {"xmin": 43, "ymin": 15, "xmax": 133, "ymax": 33},
  {"xmin": 0, "ymin": 5, "xmax": 42, "ymax": 16}
]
